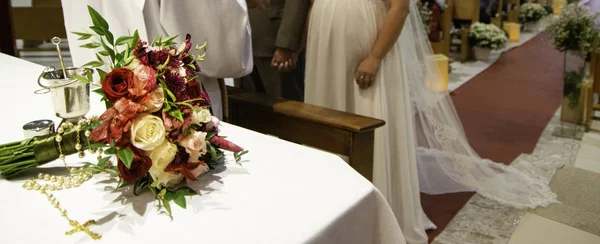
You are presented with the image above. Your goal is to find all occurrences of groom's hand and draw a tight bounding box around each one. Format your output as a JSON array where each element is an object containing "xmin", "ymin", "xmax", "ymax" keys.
[
  {"xmin": 272, "ymin": 48, "xmax": 297, "ymax": 72},
  {"xmin": 247, "ymin": 0, "xmax": 270, "ymax": 9}
]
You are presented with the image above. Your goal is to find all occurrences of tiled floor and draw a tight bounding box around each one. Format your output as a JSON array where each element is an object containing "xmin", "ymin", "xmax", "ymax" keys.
[
  {"xmin": 509, "ymin": 213, "xmax": 600, "ymax": 244},
  {"xmin": 509, "ymin": 122, "xmax": 600, "ymax": 244}
]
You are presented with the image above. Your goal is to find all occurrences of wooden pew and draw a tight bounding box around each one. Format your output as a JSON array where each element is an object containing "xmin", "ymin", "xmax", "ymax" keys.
[
  {"xmin": 491, "ymin": 0, "xmax": 504, "ymax": 27},
  {"xmin": 505, "ymin": 0, "xmax": 521, "ymax": 23},
  {"xmin": 11, "ymin": 0, "xmax": 67, "ymax": 54},
  {"xmin": 431, "ymin": 1, "xmax": 453, "ymax": 57},
  {"xmin": 452, "ymin": 0, "xmax": 480, "ymax": 62},
  {"xmin": 227, "ymin": 88, "xmax": 385, "ymax": 181},
  {"xmin": 584, "ymin": 53, "xmax": 600, "ymax": 132}
]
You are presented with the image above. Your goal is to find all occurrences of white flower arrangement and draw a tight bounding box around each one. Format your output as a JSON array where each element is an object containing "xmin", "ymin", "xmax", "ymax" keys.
[
  {"xmin": 469, "ymin": 22, "xmax": 508, "ymax": 50},
  {"xmin": 519, "ymin": 3, "xmax": 548, "ymax": 23},
  {"xmin": 547, "ymin": 3, "xmax": 600, "ymax": 53}
]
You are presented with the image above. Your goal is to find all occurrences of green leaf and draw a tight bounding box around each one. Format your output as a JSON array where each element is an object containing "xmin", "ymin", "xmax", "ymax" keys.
[
  {"xmin": 156, "ymin": 54, "xmax": 170, "ymax": 70},
  {"xmin": 89, "ymin": 26, "xmax": 106, "ymax": 36},
  {"xmin": 169, "ymin": 109, "xmax": 184, "ymax": 122},
  {"xmin": 234, "ymin": 150, "xmax": 249, "ymax": 163},
  {"xmin": 72, "ymin": 31, "xmax": 93, "ymax": 40},
  {"xmin": 100, "ymin": 38, "xmax": 115, "ymax": 61},
  {"xmin": 164, "ymin": 191, "xmax": 177, "ymax": 201},
  {"xmin": 176, "ymin": 102, "xmax": 194, "ymax": 110},
  {"xmin": 97, "ymin": 156, "xmax": 111, "ymax": 167},
  {"xmin": 160, "ymin": 80, "xmax": 177, "ymax": 102},
  {"xmin": 87, "ymin": 143, "xmax": 108, "ymax": 149},
  {"xmin": 96, "ymin": 69, "xmax": 107, "ymax": 81},
  {"xmin": 80, "ymin": 42, "xmax": 101, "ymax": 49},
  {"xmin": 70, "ymin": 74, "xmax": 90, "ymax": 84},
  {"xmin": 92, "ymin": 88, "xmax": 105, "ymax": 97},
  {"xmin": 86, "ymin": 69, "xmax": 94, "ymax": 83},
  {"xmin": 130, "ymin": 30, "xmax": 140, "ymax": 47},
  {"xmin": 81, "ymin": 120, "xmax": 103, "ymax": 131},
  {"xmin": 117, "ymin": 148, "xmax": 134, "ymax": 168},
  {"xmin": 72, "ymin": 31, "xmax": 92, "ymax": 38},
  {"xmin": 162, "ymin": 35, "xmax": 179, "ymax": 46},
  {"xmin": 82, "ymin": 61, "xmax": 104, "ymax": 68},
  {"xmin": 162, "ymin": 199, "xmax": 173, "ymax": 220},
  {"xmin": 105, "ymin": 31, "xmax": 115, "ymax": 46},
  {"xmin": 104, "ymin": 147, "xmax": 117, "ymax": 155},
  {"xmin": 173, "ymin": 194, "xmax": 187, "ymax": 209},
  {"xmin": 207, "ymin": 144, "xmax": 218, "ymax": 161},
  {"xmin": 88, "ymin": 6, "xmax": 110, "ymax": 30},
  {"xmin": 98, "ymin": 51, "xmax": 109, "ymax": 56},
  {"xmin": 116, "ymin": 36, "xmax": 135, "ymax": 46},
  {"xmin": 206, "ymin": 132, "xmax": 218, "ymax": 140}
]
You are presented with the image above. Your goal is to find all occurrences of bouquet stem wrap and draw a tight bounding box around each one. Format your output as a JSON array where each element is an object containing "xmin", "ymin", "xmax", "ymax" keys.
[{"xmin": 0, "ymin": 130, "xmax": 90, "ymax": 179}]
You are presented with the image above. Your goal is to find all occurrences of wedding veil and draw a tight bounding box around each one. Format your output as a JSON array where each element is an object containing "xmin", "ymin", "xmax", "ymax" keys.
[{"xmin": 400, "ymin": 0, "xmax": 558, "ymax": 209}]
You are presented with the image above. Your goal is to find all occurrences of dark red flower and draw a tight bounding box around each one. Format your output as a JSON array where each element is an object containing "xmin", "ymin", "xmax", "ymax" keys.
[
  {"xmin": 164, "ymin": 147, "xmax": 200, "ymax": 181},
  {"xmin": 117, "ymin": 148, "xmax": 152, "ymax": 182},
  {"xmin": 102, "ymin": 68, "xmax": 134, "ymax": 104},
  {"xmin": 164, "ymin": 72, "xmax": 187, "ymax": 101},
  {"xmin": 210, "ymin": 135, "xmax": 244, "ymax": 153}
]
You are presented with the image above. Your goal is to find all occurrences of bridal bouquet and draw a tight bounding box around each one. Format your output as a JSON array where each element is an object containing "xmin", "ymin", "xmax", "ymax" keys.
[{"xmin": 0, "ymin": 6, "xmax": 246, "ymax": 218}]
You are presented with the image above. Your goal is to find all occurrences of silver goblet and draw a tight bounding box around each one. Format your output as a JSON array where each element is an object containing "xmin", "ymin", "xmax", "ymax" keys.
[{"xmin": 36, "ymin": 66, "xmax": 94, "ymax": 126}]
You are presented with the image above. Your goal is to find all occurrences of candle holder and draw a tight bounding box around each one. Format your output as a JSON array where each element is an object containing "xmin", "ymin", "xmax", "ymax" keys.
[{"xmin": 36, "ymin": 66, "xmax": 93, "ymax": 127}]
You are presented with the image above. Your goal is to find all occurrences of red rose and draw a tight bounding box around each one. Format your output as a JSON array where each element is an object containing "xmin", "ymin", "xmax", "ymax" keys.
[
  {"xmin": 102, "ymin": 68, "xmax": 134, "ymax": 103},
  {"xmin": 117, "ymin": 149, "xmax": 152, "ymax": 182}
]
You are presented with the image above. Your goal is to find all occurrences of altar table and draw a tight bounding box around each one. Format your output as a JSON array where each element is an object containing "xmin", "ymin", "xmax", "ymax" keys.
[{"xmin": 0, "ymin": 54, "xmax": 405, "ymax": 244}]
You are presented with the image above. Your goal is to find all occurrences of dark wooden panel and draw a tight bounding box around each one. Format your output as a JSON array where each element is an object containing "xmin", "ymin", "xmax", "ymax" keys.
[
  {"xmin": 12, "ymin": 7, "xmax": 67, "ymax": 41},
  {"xmin": 229, "ymin": 97, "xmax": 353, "ymax": 156},
  {"xmin": 0, "ymin": 0, "xmax": 16, "ymax": 56}
]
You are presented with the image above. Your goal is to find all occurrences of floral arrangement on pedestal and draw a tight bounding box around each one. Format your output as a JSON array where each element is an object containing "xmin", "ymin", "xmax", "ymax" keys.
[
  {"xmin": 469, "ymin": 22, "xmax": 508, "ymax": 61},
  {"xmin": 0, "ymin": 6, "xmax": 247, "ymax": 239},
  {"xmin": 547, "ymin": 3, "xmax": 600, "ymax": 116},
  {"xmin": 520, "ymin": 3, "xmax": 549, "ymax": 24}
]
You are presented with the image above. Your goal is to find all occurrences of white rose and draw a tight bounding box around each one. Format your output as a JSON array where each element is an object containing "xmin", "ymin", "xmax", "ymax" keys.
[
  {"xmin": 131, "ymin": 114, "xmax": 166, "ymax": 151},
  {"xmin": 191, "ymin": 107, "xmax": 212, "ymax": 125},
  {"xmin": 179, "ymin": 131, "xmax": 207, "ymax": 162},
  {"xmin": 148, "ymin": 140, "xmax": 183, "ymax": 188},
  {"xmin": 143, "ymin": 85, "xmax": 165, "ymax": 113}
]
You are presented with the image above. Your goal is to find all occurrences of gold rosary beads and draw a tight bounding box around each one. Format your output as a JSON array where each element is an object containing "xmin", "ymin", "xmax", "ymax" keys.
[{"xmin": 22, "ymin": 117, "xmax": 103, "ymax": 240}]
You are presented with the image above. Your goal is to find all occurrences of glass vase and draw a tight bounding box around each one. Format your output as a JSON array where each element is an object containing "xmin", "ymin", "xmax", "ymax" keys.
[{"xmin": 556, "ymin": 50, "xmax": 586, "ymax": 139}]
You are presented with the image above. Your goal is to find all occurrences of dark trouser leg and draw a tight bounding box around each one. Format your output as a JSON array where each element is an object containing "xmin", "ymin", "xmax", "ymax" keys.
[
  {"xmin": 281, "ymin": 51, "xmax": 305, "ymax": 102},
  {"xmin": 234, "ymin": 59, "xmax": 266, "ymax": 93}
]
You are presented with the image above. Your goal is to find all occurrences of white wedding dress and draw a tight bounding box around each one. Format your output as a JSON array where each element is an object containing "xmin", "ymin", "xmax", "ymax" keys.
[
  {"xmin": 305, "ymin": 0, "xmax": 559, "ymax": 243},
  {"xmin": 305, "ymin": 0, "xmax": 428, "ymax": 243}
]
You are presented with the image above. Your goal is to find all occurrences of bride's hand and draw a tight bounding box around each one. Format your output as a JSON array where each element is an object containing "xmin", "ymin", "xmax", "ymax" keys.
[{"xmin": 355, "ymin": 56, "xmax": 381, "ymax": 89}]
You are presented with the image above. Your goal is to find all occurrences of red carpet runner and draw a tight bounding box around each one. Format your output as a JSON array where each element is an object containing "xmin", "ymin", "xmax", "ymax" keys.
[{"xmin": 423, "ymin": 35, "xmax": 564, "ymax": 241}]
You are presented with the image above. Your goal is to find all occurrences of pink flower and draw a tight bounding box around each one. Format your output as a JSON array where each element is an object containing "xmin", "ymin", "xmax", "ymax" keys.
[
  {"xmin": 206, "ymin": 116, "xmax": 220, "ymax": 132},
  {"xmin": 187, "ymin": 163, "xmax": 209, "ymax": 183},
  {"xmin": 178, "ymin": 131, "xmax": 208, "ymax": 162},
  {"xmin": 129, "ymin": 65, "xmax": 157, "ymax": 97}
]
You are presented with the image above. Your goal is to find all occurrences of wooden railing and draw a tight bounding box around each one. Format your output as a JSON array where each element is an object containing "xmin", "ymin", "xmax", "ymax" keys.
[{"xmin": 227, "ymin": 87, "xmax": 385, "ymax": 181}]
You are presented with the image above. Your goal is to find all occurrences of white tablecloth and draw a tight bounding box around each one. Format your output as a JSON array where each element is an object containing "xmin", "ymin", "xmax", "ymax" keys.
[{"xmin": 0, "ymin": 54, "xmax": 405, "ymax": 244}]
